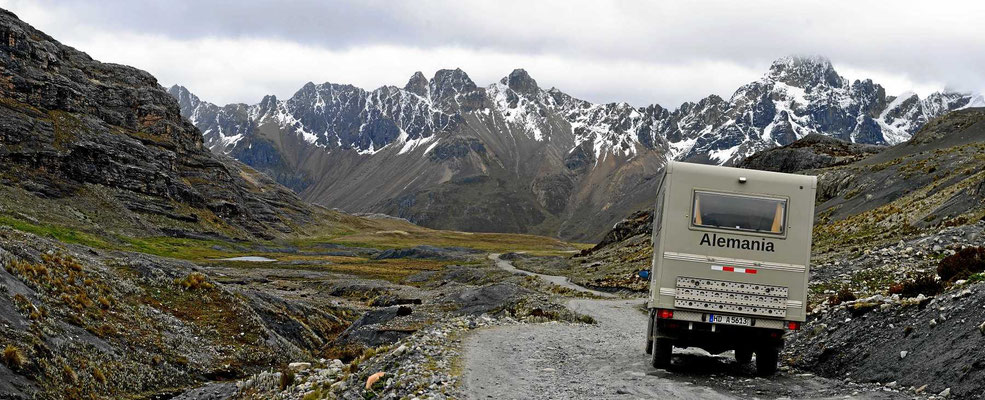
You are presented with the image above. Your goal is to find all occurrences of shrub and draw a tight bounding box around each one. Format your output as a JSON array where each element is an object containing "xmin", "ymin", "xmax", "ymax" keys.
[
  {"xmin": 888, "ymin": 282, "xmax": 904, "ymax": 295},
  {"xmin": 92, "ymin": 367, "xmax": 106, "ymax": 384},
  {"xmin": 279, "ymin": 369, "xmax": 295, "ymax": 390},
  {"xmin": 97, "ymin": 296, "xmax": 112, "ymax": 309},
  {"xmin": 175, "ymin": 272, "xmax": 214, "ymax": 291},
  {"xmin": 2, "ymin": 345, "xmax": 25, "ymax": 369},
  {"xmin": 898, "ymin": 274, "xmax": 943, "ymax": 298},
  {"xmin": 323, "ymin": 344, "xmax": 365, "ymax": 363},
  {"xmin": 828, "ymin": 288, "xmax": 856, "ymax": 305},
  {"xmin": 938, "ymin": 246, "xmax": 985, "ymax": 282},
  {"xmin": 62, "ymin": 364, "xmax": 77, "ymax": 383}
]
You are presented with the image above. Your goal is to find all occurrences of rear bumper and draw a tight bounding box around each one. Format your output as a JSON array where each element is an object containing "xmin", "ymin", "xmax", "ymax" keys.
[{"xmin": 654, "ymin": 315, "xmax": 785, "ymax": 354}]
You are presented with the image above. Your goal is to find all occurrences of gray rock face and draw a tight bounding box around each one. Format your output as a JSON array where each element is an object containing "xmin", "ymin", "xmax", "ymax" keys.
[
  {"xmin": 0, "ymin": 9, "xmax": 313, "ymax": 240},
  {"xmin": 170, "ymin": 56, "xmax": 980, "ymax": 240},
  {"xmin": 738, "ymin": 133, "xmax": 885, "ymax": 173},
  {"xmin": 334, "ymin": 307, "xmax": 414, "ymax": 347}
]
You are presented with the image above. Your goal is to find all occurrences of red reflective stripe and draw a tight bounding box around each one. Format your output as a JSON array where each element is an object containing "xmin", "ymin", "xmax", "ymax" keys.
[{"xmin": 712, "ymin": 265, "xmax": 760, "ymax": 274}]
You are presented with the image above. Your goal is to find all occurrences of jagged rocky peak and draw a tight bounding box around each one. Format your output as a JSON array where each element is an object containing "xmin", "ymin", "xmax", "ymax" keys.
[
  {"xmin": 167, "ymin": 84, "xmax": 201, "ymax": 116},
  {"xmin": 288, "ymin": 81, "xmax": 365, "ymax": 107},
  {"xmin": 257, "ymin": 94, "xmax": 279, "ymax": 114},
  {"xmin": 292, "ymin": 81, "xmax": 318, "ymax": 99},
  {"xmin": 768, "ymin": 55, "xmax": 844, "ymax": 88},
  {"xmin": 429, "ymin": 68, "xmax": 477, "ymax": 99},
  {"xmin": 404, "ymin": 71, "xmax": 429, "ymax": 97},
  {"xmin": 501, "ymin": 68, "xmax": 539, "ymax": 96}
]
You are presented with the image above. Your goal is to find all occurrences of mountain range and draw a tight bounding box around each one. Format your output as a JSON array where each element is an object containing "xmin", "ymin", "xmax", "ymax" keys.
[{"xmin": 170, "ymin": 57, "xmax": 982, "ymax": 241}]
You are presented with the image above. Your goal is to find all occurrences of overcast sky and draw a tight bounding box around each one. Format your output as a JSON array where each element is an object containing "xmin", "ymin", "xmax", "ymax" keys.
[{"xmin": 4, "ymin": 0, "xmax": 984, "ymax": 107}]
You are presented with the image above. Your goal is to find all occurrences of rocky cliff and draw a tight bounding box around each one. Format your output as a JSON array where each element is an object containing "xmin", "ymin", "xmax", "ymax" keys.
[{"xmin": 0, "ymin": 8, "xmax": 314, "ymax": 241}]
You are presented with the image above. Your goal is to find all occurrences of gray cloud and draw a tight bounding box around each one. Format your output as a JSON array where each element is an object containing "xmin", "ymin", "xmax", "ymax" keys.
[{"xmin": 2, "ymin": 0, "xmax": 983, "ymax": 107}]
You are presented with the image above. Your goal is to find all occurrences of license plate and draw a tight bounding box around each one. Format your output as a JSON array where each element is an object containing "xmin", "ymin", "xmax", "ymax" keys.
[{"xmin": 709, "ymin": 314, "xmax": 751, "ymax": 326}]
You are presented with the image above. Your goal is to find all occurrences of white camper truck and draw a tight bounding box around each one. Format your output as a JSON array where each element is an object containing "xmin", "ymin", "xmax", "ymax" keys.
[{"xmin": 642, "ymin": 161, "xmax": 816, "ymax": 376}]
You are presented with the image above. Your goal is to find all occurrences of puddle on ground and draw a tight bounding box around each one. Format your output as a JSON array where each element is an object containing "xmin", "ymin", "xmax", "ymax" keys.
[{"xmin": 216, "ymin": 256, "xmax": 277, "ymax": 262}]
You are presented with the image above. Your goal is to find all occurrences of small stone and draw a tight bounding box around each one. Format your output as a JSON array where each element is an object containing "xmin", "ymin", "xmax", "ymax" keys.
[
  {"xmin": 288, "ymin": 362, "xmax": 311, "ymax": 371},
  {"xmin": 978, "ymin": 321, "xmax": 985, "ymax": 335},
  {"xmin": 366, "ymin": 372, "xmax": 385, "ymax": 390},
  {"xmin": 915, "ymin": 384, "xmax": 928, "ymax": 394},
  {"xmin": 900, "ymin": 351, "xmax": 908, "ymax": 359},
  {"xmin": 929, "ymin": 319, "xmax": 938, "ymax": 328},
  {"xmin": 939, "ymin": 387, "xmax": 951, "ymax": 397},
  {"xmin": 886, "ymin": 381, "xmax": 897, "ymax": 388}
]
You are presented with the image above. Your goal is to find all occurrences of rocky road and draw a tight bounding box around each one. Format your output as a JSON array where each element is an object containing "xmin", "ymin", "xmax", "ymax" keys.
[{"xmin": 465, "ymin": 257, "xmax": 910, "ymax": 400}]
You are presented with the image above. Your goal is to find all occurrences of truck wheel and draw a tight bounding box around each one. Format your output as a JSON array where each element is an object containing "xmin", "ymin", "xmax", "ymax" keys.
[
  {"xmin": 645, "ymin": 310, "xmax": 655, "ymax": 354},
  {"xmin": 650, "ymin": 338, "xmax": 672, "ymax": 369},
  {"xmin": 755, "ymin": 347, "xmax": 779, "ymax": 376},
  {"xmin": 735, "ymin": 349, "xmax": 752, "ymax": 364}
]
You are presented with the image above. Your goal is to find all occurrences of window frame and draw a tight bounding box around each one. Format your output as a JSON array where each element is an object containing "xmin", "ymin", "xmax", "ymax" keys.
[{"xmin": 688, "ymin": 189, "xmax": 789, "ymax": 238}]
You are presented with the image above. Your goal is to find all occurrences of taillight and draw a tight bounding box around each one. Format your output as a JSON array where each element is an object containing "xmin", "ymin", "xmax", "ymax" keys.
[
  {"xmin": 786, "ymin": 321, "xmax": 800, "ymax": 330},
  {"xmin": 658, "ymin": 309, "xmax": 674, "ymax": 319}
]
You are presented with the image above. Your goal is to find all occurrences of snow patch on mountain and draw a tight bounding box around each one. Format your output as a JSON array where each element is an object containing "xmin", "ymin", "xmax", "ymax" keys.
[{"xmin": 487, "ymin": 82, "xmax": 549, "ymax": 142}]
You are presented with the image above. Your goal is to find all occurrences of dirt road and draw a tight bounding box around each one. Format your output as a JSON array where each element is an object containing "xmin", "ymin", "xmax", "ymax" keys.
[
  {"xmin": 464, "ymin": 256, "xmax": 908, "ymax": 399},
  {"xmin": 489, "ymin": 253, "xmax": 616, "ymax": 298}
]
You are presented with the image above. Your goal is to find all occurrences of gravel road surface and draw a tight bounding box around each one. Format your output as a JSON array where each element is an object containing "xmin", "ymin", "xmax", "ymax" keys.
[{"xmin": 464, "ymin": 257, "xmax": 909, "ymax": 399}]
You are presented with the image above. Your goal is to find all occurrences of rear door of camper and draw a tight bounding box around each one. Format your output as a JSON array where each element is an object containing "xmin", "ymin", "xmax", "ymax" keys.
[{"xmin": 650, "ymin": 162, "xmax": 815, "ymax": 323}]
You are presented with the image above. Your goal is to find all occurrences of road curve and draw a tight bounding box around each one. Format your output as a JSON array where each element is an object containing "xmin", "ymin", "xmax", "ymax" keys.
[{"xmin": 488, "ymin": 253, "xmax": 616, "ymax": 298}]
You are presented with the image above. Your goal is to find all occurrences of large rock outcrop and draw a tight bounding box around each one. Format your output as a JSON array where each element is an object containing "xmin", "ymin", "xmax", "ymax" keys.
[{"xmin": 0, "ymin": 9, "xmax": 313, "ymax": 241}]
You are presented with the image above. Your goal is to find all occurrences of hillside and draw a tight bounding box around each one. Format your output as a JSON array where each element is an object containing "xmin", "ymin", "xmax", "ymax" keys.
[
  {"xmin": 0, "ymin": 8, "xmax": 322, "ymax": 243},
  {"xmin": 170, "ymin": 57, "xmax": 979, "ymax": 241}
]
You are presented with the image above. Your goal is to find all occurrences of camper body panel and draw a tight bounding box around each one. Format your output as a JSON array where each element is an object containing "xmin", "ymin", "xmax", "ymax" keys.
[{"xmin": 646, "ymin": 161, "xmax": 815, "ymax": 354}]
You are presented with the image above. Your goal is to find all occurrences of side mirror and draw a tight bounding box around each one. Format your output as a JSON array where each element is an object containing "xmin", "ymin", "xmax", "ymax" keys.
[{"xmin": 638, "ymin": 270, "xmax": 650, "ymax": 280}]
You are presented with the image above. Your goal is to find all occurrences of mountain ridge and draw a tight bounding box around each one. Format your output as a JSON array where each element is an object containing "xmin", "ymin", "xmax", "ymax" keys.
[{"xmin": 170, "ymin": 56, "xmax": 981, "ymax": 241}]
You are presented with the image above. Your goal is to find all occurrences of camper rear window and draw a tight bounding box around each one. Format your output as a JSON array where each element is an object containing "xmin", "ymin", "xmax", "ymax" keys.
[{"xmin": 691, "ymin": 191, "xmax": 787, "ymax": 235}]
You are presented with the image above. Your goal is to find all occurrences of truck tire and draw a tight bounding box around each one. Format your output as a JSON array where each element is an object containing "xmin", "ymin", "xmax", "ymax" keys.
[
  {"xmin": 735, "ymin": 349, "xmax": 752, "ymax": 364},
  {"xmin": 755, "ymin": 347, "xmax": 779, "ymax": 376},
  {"xmin": 645, "ymin": 310, "xmax": 655, "ymax": 354},
  {"xmin": 650, "ymin": 337, "xmax": 672, "ymax": 369}
]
